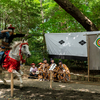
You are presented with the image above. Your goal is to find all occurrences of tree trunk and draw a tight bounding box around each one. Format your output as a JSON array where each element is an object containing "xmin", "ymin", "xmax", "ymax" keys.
[
  {"xmin": 54, "ymin": 0, "xmax": 98, "ymax": 31},
  {"xmin": 40, "ymin": 0, "xmax": 46, "ymax": 58}
]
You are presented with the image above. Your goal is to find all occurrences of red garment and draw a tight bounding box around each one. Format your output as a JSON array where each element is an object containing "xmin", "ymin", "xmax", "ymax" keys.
[
  {"xmin": 2, "ymin": 50, "xmax": 20, "ymax": 73},
  {"xmin": 8, "ymin": 24, "xmax": 15, "ymax": 29},
  {"xmin": 31, "ymin": 63, "xmax": 35, "ymax": 65}
]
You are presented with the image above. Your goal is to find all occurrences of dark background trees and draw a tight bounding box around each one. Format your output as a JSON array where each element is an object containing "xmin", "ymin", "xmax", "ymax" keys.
[{"xmin": 0, "ymin": 0, "xmax": 100, "ymax": 66}]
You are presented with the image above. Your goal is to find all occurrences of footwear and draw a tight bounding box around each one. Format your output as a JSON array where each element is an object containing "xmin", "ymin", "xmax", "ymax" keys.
[
  {"xmin": 39, "ymin": 79, "xmax": 42, "ymax": 81},
  {"xmin": 59, "ymin": 81, "xmax": 61, "ymax": 83}
]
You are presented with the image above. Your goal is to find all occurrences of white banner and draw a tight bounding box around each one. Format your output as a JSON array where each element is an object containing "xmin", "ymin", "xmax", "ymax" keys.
[{"xmin": 45, "ymin": 32, "xmax": 87, "ymax": 60}]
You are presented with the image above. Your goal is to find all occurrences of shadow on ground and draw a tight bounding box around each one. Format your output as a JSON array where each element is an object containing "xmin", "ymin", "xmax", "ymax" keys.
[{"xmin": 0, "ymin": 84, "xmax": 100, "ymax": 100}]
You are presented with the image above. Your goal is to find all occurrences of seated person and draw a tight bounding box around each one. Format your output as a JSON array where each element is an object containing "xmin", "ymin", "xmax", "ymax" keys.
[
  {"xmin": 38, "ymin": 62, "xmax": 43, "ymax": 80},
  {"xmin": 38, "ymin": 58, "xmax": 49, "ymax": 81},
  {"xmin": 50, "ymin": 58, "xmax": 57, "ymax": 68},
  {"xmin": 29, "ymin": 63, "xmax": 38, "ymax": 78},
  {"xmin": 58, "ymin": 60, "xmax": 70, "ymax": 82},
  {"xmin": 38, "ymin": 62, "xmax": 43, "ymax": 68}
]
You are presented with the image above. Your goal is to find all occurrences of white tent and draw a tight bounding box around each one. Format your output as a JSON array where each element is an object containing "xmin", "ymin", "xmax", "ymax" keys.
[{"xmin": 45, "ymin": 31, "xmax": 100, "ymax": 61}]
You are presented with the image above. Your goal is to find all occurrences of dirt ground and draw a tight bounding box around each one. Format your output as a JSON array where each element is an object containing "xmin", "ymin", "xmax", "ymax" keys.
[{"xmin": 0, "ymin": 78, "xmax": 100, "ymax": 100}]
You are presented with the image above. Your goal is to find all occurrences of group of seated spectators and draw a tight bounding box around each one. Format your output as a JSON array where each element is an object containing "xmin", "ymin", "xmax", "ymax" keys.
[{"xmin": 29, "ymin": 58, "xmax": 70, "ymax": 82}]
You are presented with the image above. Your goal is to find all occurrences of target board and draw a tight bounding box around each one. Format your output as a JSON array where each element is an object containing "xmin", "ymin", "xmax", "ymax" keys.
[{"xmin": 94, "ymin": 35, "xmax": 100, "ymax": 49}]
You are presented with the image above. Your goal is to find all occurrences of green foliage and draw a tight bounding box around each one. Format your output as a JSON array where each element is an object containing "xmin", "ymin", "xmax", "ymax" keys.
[{"xmin": 0, "ymin": 0, "xmax": 100, "ymax": 66}]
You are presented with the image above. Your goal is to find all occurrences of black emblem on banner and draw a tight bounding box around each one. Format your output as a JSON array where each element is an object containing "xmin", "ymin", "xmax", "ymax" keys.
[
  {"xmin": 79, "ymin": 40, "xmax": 86, "ymax": 45},
  {"xmin": 59, "ymin": 40, "xmax": 65, "ymax": 45}
]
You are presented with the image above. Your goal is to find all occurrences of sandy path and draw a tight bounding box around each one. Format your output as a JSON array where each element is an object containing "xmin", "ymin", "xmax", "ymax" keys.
[
  {"xmin": 0, "ymin": 78, "xmax": 100, "ymax": 100},
  {"xmin": 16, "ymin": 78, "xmax": 100, "ymax": 93}
]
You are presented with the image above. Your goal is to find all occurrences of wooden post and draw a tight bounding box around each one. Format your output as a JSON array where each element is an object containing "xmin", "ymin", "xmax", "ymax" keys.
[
  {"xmin": 50, "ymin": 71, "xmax": 53, "ymax": 89},
  {"xmin": 11, "ymin": 73, "xmax": 14, "ymax": 97},
  {"xmin": 87, "ymin": 36, "xmax": 90, "ymax": 82}
]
